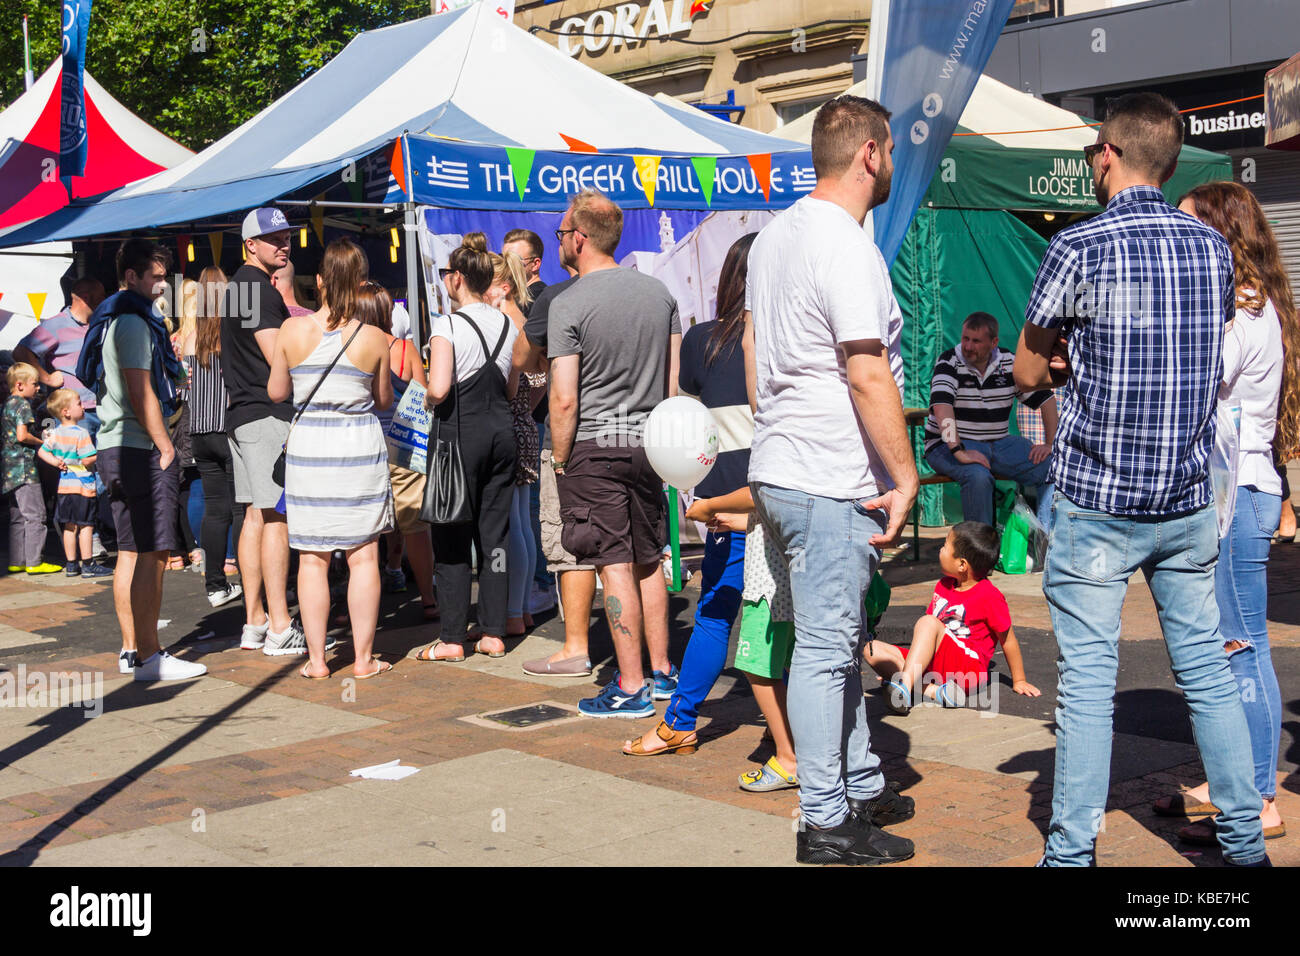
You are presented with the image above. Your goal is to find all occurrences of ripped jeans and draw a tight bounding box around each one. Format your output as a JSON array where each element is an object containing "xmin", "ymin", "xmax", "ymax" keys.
[{"xmin": 1215, "ymin": 486, "xmax": 1283, "ymax": 800}]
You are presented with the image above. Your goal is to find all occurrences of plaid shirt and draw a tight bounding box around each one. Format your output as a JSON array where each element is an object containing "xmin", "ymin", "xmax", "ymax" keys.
[{"xmin": 1025, "ymin": 185, "xmax": 1234, "ymax": 516}]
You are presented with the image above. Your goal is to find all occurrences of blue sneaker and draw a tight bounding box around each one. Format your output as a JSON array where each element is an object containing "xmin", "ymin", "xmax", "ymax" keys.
[
  {"xmin": 578, "ymin": 679, "xmax": 655, "ymax": 719},
  {"xmin": 651, "ymin": 664, "xmax": 679, "ymax": 701}
]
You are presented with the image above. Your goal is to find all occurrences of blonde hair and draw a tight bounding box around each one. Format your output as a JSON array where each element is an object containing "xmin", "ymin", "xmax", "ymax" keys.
[
  {"xmin": 568, "ymin": 190, "xmax": 623, "ymax": 255},
  {"xmin": 6, "ymin": 363, "xmax": 37, "ymax": 390},
  {"xmin": 47, "ymin": 388, "xmax": 79, "ymax": 417},
  {"xmin": 175, "ymin": 278, "xmax": 199, "ymax": 347},
  {"xmin": 490, "ymin": 251, "xmax": 533, "ymax": 308}
]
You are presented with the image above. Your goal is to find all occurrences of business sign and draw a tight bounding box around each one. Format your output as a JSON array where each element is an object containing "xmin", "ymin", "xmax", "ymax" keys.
[
  {"xmin": 553, "ymin": 0, "xmax": 712, "ymax": 57},
  {"xmin": 402, "ymin": 136, "xmax": 811, "ymax": 210},
  {"xmin": 1266, "ymin": 53, "xmax": 1300, "ymax": 151}
]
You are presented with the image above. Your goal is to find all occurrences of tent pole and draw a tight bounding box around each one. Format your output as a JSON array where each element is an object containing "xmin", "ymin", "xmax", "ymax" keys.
[{"xmin": 404, "ymin": 201, "xmax": 423, "ymax": 357}]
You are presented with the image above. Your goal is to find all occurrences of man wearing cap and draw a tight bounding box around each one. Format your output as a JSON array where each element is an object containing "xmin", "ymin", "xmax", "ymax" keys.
[{"xmin": 221, "ymin": 207, "xmax": 304, "ymax": 656}]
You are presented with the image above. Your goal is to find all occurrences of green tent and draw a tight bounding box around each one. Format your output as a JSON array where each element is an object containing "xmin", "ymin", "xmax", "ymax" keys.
[{"xmin": 778, "ymin": 75, "xmax": 1232, "ymax": 524}]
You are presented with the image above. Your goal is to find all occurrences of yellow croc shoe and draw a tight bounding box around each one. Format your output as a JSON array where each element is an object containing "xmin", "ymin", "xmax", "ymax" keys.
[{"xmin": 25, "ymin": 562, "xmax": 63, "ymax": 575}]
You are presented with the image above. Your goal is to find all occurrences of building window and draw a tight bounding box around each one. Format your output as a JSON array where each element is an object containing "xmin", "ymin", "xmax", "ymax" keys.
[
  {"xmin": 1007, "ymin": 0, "xmax": 1055, "ymax": 22},
  {"xmin": 775, "ymin": 99, "xmax": 822, "ymax": 128}
]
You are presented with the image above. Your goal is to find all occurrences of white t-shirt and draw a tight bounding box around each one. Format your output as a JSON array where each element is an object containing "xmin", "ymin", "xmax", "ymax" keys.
[
  {"xmin": 430, "ymin": 302, "xmax": 518, "ymax": 383},
  {"xmin": 1220, "ymin": 297, "xmax": 1283, "ymax": 496},
  {"xmin": 746, "ymin": 196, "xmax": 904, "ymax": 499}
]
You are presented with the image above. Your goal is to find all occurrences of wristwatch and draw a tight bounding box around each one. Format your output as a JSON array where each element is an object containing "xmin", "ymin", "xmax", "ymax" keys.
[
  {"xmin": 551, "ymin": 459, "xmax": 567, "ymax": 474},
  {"xmin": 949, "ymin": 442, "xmax": 966, "ymax": 453}
]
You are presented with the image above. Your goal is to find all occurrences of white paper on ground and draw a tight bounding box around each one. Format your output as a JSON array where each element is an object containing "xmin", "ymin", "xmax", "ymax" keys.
[
  {"xmin": 349, "ymin": 759, "xmax": 420, "ymax": 781},
  {"xmin": 157, "ymin": 619, "xmax": 170, "ymax": 629}
]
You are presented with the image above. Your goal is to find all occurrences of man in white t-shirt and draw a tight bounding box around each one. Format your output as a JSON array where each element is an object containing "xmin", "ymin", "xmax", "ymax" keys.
[{"xmin": 747, "ymin": 95, "xmax": 919, "ymax": 866}]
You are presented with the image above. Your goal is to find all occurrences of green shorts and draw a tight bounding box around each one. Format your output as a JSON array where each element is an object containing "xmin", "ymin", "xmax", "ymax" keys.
[{"xmin": 733, "ymin": 598, "xmax": 794, "ymax": 680}]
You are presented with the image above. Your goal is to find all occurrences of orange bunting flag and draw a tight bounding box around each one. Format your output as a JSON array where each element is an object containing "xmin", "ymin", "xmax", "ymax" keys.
[
  {"xmin": 746, "ymin": 154, "xmax": 771, "ymax": 202},
  {"xmin": 208, "ymin": 232, "xmax": 223, "ymax": 266},
  {"xmin": 559, "ymin": 133, "xmax": 599, "ymax": 153},
  {"xmin": 390, "ymin": 140, "xmax": 408, "ymax": 196},
  {"xmin": 633, "ymin": 156, "xmax": 661, "ymax": 206}
]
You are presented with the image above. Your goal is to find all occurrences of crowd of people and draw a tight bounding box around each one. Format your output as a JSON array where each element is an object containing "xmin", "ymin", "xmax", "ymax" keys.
[{"xmin": 2, "ymin": 87, "xmax": 1295, "ymax": 867}]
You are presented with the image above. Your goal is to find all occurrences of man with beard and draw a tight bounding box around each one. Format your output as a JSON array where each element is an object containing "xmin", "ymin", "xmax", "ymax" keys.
[{"xmin": 747, "ymin": 95, "xmax": 918, "ymax": 865}]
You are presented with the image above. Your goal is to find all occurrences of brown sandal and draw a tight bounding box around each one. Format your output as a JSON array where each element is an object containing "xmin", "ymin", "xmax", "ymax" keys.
[
  {"xmin": 1153, "ymin": 790, "xmax": 1219, "ymax": 818},
  {"xmin": 413, "ymin": 639, "xmax": 464, "ymax": 663},
  {"xmin": 622, "ymin": 720, "xmax": 698, "ymax": 757}
]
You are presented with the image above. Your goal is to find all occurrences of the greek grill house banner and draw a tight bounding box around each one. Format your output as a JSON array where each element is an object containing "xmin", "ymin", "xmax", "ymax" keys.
[{"xmin": 400, "ymin": 136, "xmax": 813, "ymax": 211}]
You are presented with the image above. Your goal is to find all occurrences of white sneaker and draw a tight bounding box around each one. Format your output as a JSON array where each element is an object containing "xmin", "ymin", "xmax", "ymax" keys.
[
  {"xmin": 207, "ymin": 583, "xmax": 243, "ymax": 608},
  {"xmin": 117, "ymin": 649, "xmax": 137, "ymax": 674},
  {"xmin": 240, "ymin": 621, "xmax": 270, "ymax": 650},
  {"xmin": 133, "ymin": 650, "xmax": 207, "ymax": 682},
  {"xmin": 263, "ymin": 620, "xmax": 307, "ymax": 656}
]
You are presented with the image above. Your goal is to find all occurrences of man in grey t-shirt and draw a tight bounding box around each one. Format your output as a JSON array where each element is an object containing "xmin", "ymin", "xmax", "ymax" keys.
[{"xmin": 548, "ymin": 189, "xmax": 681, "ymax": 721}]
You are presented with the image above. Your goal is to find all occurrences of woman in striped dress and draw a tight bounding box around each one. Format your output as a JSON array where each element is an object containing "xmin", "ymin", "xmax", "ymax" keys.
[{"xmin": 269, "ymin": 239, "xmax": 394, "ymax": 680}]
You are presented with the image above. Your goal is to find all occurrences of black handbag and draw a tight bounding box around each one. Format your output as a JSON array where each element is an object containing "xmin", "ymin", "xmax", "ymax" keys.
[
  {"xmin": 420, "ymin": 312, "xmax": 472, "ymax": 525},
  {"xmin": 272, "ymin": 322, "xmax": 365, "ymax": 487}
]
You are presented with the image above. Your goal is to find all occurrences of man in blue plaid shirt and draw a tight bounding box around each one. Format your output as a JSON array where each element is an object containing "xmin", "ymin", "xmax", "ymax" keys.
[{"xmin": 1014, "ymin": 93, "xmax": 1266, "ymax": 867}]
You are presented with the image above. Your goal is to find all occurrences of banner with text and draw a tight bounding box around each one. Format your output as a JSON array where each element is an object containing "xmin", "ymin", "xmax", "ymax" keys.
[
  {"xmin": 59, "ymin": 0, "xmax": 93, "ymax": 180},
  {"xmin": 874, "ymin": 0, "xmax": 1016, "ymax": 265},
  {"xmin": 402, "ymin": 137, "xmax": 813, "ymax": 211}
]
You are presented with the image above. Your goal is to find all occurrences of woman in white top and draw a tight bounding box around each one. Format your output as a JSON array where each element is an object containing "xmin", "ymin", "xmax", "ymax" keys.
[
  {"xmin": 269, "ymin": 238, "xmax": 394, "ymax": 680},
  {"xmin": 1157, "ymin": 182, "xmax": 1300, "ymax": 842},
  {"xmin": 414, "ymin": 233, "xmax": 519, "ymax": 662}
]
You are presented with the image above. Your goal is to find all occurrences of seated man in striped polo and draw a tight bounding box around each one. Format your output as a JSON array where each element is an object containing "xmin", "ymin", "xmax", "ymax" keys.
[{"xmin": 923, "ymin": 312, "xmax": 1056, "ymax": 531}]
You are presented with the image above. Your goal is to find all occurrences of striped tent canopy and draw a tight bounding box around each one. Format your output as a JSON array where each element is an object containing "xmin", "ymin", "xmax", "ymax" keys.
[{"xmin": 1, "ymin": 4, "xmax": 808, "ymax": 247}]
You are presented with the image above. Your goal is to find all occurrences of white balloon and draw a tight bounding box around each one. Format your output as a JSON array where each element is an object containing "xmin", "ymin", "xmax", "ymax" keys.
[
  {"xmin": 643, "ymin": 396, "xmax": 720, "ymax": 489},
  {"xmin": 642, "ymin": 395, "xmax": 722, "ymax": 489}
]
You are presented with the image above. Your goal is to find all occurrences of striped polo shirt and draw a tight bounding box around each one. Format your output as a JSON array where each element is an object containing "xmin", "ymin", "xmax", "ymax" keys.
[{"xmin": 923, "ymin": 346, "xmax": 1050, "ymax": 453}]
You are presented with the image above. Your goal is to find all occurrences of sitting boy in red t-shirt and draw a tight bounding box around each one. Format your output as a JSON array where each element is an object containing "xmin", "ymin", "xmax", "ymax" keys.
[{"xmin": 865, "ymin": 522, "xmax": 1040, "ymax": 713}]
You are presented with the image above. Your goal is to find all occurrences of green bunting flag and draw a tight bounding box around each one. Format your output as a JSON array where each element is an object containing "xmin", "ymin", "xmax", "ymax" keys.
[
  {"xmin": 505, "ymin": 148, "xmax": 536, "ymax": 201},
  {"xmin": 690, "ymin": 156, "xmax": 716, "ymax": 206}
]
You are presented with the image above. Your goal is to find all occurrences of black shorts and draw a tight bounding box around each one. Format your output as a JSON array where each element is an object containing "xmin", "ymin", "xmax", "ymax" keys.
[
  {"xmin": 556, "ymin": 440, "xmax": 666, "ymax": 567},
  {"xmin": 97, "ymin": 446, "xmax": 179, "ymax": 554},
  {"xmin": 54, "ymin": 493, "xmax": 96, "ymax": 527}
]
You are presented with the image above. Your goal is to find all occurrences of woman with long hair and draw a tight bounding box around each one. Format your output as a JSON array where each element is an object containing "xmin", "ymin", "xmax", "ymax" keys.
[
  {"xmin": 354, "ymin": 280, "xmax": 437, "ymax": 621},
  {"xmin": 182, "ymin": 267, "xmax": 244, "ymax": 606},
  {"xmin": 486, "ymin": 249, "xmax": 545, "ymax": 637},
  {"xmin": 624, "ymin": 233, "xmax": 800, "ymax": 782},
  {"xmin": 414, "ymin": 233, "xmax": 518, "ymax": 662},
  {"xmin": 1154, "ymin": 181, "xmax": 1299, "ymax": 842},
  {"xmin": 168, "ymin": 278, "xmax": 203, "ymax": 571},
  {"xmin": 268, "ymin": 238, "xmax": 395, "ymax": 680}
]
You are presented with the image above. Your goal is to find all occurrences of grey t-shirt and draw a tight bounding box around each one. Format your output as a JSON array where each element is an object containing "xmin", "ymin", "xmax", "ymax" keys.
[{"xmin": 548, "ymin": 268, "xmax": 681, "ymax": 444}]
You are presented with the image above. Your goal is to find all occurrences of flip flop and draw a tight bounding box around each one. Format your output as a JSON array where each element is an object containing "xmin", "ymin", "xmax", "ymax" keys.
[
  {"xmin": 413, "ymin": 639, "xmax": 465, "ymax": 663},
  {"xmin": 1178, "ymin": 817, "xmax": 1287, "ymax": 845},
  {"xmin": 300, "ymin": 662, "xmax": 330, "ymax": 680},
  {"xmin": 1153, "ymin": 791, "xmax": 1219, "ymax": 818},
  {"xmin": 886, "ymin": 678, "xmax": 912, "ymax": 715},
  {"xmin": 354, "ymin": 659, "xmax": 393, "ymax": 680},
  {"xmin": 739, "ymin": 756, "xmax": 799, "ymax": 792}
]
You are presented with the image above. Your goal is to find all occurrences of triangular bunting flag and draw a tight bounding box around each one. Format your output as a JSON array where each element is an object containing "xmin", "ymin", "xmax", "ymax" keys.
[
  {"xmin": 389, "ymin": 140, "xmax": 408, "ymax": 197},
  {"xmin": 505, "ymin": 148, "xmax": 536, "ymax": 201},
  {"xmin": 690, "ymin": 157, "xmax": 717, "ymax": 206},
  {"xmin": 746, "ymin": 154, "xmax": 771, "ymax": 202},
  {"xmin": 310, "ymin": 206, "xmax": 325, "ymax": 246},
  {"xmin": 559, "ymin": 133, "xmax": 599, "ymax": 153},
  {"xmin": 27, "ymin": 293, "xmax": 46, "ymax": 320},
  {"xmin": 208, "ymin": 232, "xmax": 223, "ymax": 266},
  {"xmin": 633, "ymin": 156, "xmax": 661, "ymax": 206}
]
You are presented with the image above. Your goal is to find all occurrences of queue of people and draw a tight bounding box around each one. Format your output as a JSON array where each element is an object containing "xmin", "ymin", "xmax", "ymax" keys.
[{"xmin": 3, "ymin": 87, "xmax": 1294, "ymax": 869}]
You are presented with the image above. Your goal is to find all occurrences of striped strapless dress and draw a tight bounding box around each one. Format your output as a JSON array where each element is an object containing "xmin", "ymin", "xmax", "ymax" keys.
[{"xmin": 284, "ymin": 327, "xmax": 393, "ymax": 551}]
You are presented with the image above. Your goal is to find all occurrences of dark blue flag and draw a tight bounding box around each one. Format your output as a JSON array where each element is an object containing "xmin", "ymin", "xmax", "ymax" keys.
[
  {"xmin": 874, "ymin": 0, "xmax": 1016, "ymax": 265},
  {"xmin": 60, "ymin": 0, "xmax": 93, "ymax": 181}
]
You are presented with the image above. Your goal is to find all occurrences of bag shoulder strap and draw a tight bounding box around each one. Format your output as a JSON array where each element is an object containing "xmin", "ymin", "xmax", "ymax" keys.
[{"xmin": 290, "ymin": 321, "xmax": 365, "ymax": 427}]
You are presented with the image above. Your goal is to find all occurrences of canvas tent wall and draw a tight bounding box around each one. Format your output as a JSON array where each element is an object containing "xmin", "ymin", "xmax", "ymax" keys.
[
  {"xmin": 0, "ymin": 62, "xmax": 192, "ymax": 348},
  {"xmin": 776, "ymin": 74, "xmax": 1232, "ymax": 524}
]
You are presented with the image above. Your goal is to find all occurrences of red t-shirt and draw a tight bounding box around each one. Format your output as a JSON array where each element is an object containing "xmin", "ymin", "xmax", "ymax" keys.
[{"xmin": 925, "ymin": 576, "xmax": 1011, "ymax": 670}]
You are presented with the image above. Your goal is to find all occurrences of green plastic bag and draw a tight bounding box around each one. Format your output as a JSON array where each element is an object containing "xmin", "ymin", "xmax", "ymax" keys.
[
  {"xmin": 864, "ymin": 571, "xmax": 891, "ymax": 632},
  {"xmin": 999, "ymin": 494, "xmax": 1048, "ymax": 575}
]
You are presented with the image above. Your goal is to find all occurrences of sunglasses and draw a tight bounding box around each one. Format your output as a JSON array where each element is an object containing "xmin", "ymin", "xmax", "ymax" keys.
[{"xmin": 1083, "ymin": 142, "xmax": 1123, "ymax": 167}]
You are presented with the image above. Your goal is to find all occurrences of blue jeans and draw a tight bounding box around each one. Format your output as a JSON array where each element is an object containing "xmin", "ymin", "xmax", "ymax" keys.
[
  {"xmin": 1042, "ymin": 494, "xmax": 1264, "ymax": 865},
  {"xmin": 1216, "ymin": 487, "xmax": 1282, "ymax": 800},
  {"xmin": 926, "ymin": 435, "xmax": 1053, "ymax": 531},
  {"xmin": 754, "ymin": 483, "xmax": 887, "ymax": 829},
  {"xmin": 663, "ymin": 529, "xmax": 745, "ymax": 731}
]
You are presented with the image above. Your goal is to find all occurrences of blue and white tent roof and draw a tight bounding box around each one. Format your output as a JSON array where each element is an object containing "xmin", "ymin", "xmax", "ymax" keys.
[{"xmin": 2, "ymin": 4, "xmax": 806, "ymax": 245}]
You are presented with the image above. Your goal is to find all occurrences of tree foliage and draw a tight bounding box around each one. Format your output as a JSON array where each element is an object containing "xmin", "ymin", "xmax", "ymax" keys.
[{"xmin": 2, "ymin": 0, "xmax": 432, "ymax": 151}]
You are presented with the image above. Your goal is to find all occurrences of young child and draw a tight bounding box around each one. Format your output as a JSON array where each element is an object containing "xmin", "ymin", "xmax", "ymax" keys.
[
  {"xmin": 3, "ymin": 363, "xmax": 60, "ymax": 575},
  {"xmin": 865, "ymin": 521, "xmax": 1040, "ymax": 713},
  {"xmin": 37, "ymin": 389, "xmax": 111, "ymax": 578}
]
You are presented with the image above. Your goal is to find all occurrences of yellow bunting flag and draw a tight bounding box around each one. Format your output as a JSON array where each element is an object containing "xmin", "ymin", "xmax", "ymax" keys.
[
  {"xmin": 311, "ymin": 206, "xmax": 324, "ymax": 246},
  {"xmin": 633, "ymin": 155, "xmax": 661, "ymax": 206},
  {"xmin": 208, "ymin": 232, "xmax": 223, "ymax": 265},
  {"xmin": 27, "ymin": 292, "xmax": 46, "ymax": 320}
]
